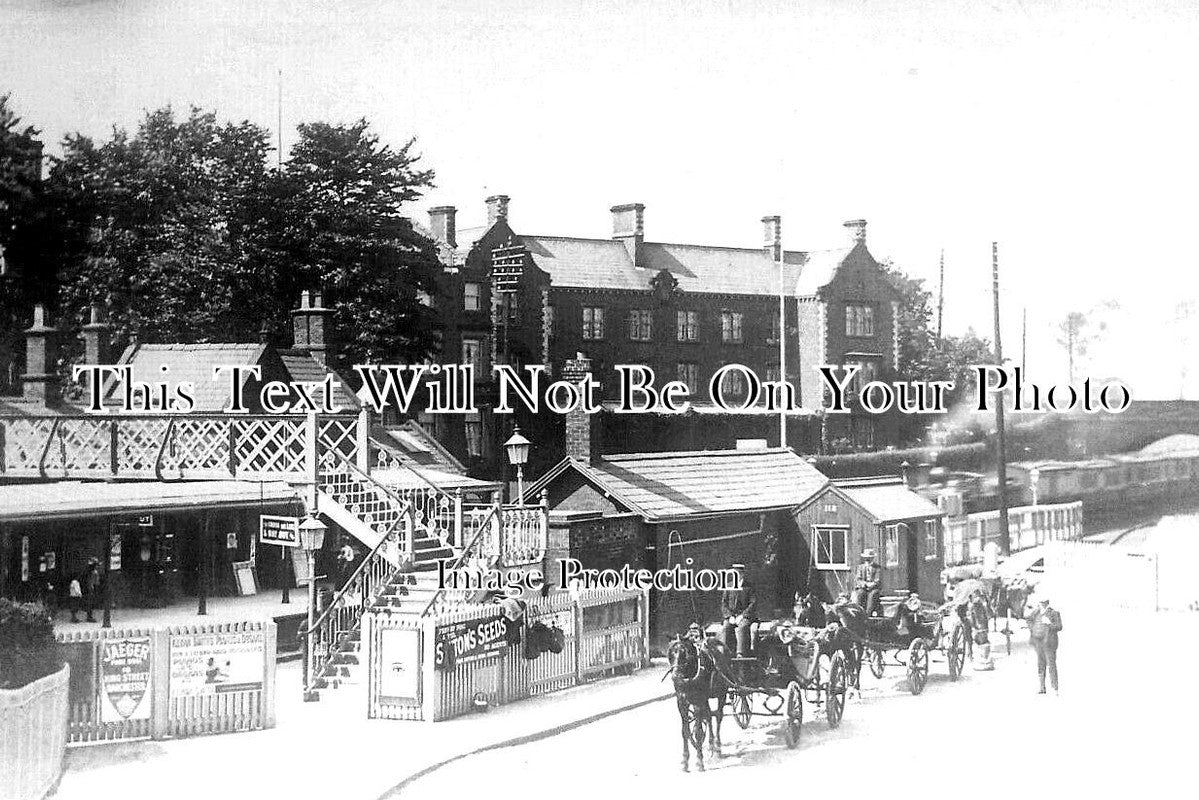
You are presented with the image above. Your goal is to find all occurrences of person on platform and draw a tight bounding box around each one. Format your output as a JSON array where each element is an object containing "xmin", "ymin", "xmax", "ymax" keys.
[
  {"xmin": 83, "ymin": 559, "xmax": 101, "ymax": 623},
  {"xmin": 853, "ymin": 550, "xmax": 882, "ymax": 616},
  {"xmin": 67, "ymin": 575, "xmax": 83, "ymax": 623},
  {"xmin": 1025, "ymin": 594, "xmax": 1063, "ymax": 694},
  {"xmin": 720, "ymin": 563, "xmax": 757, "ymax": 658}
]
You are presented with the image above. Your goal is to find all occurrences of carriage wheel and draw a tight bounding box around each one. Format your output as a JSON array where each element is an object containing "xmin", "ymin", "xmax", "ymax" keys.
[
  {"xmin": 733, "ymin": 692, "xmax": 753, "ymax": 730},
  {"xmin": 907, "ymin": 639, "xmax": 929, "ymax": 695},
  {"xmin": 869, "ymin": 648, "xmax": 886, "ymax": 679},
  {"xmin": 825, "ymin": 652, "xmax": 848, "ymax": 729},
  {"xmin": 782, "ymin": 681, "xmax": 803, "ymax": 749},
  {"xmin": 947, "ymin": 624, "xmax": 966, "ymax": 680}
]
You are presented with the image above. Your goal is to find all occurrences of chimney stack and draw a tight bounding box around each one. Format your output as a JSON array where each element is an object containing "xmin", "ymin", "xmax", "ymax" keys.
[
  {"xmin": 762, "ymin": 215, "xmax": 782, "ymax": 262},
  {"xmin": 485, "ymin": 195, "xmax": 510, "ymax": 226},
  {"xmin": 79, "ymin": 303, "xmax": 113, "ymax": 396},
  {"xmin": 560, "ymin": 353, "xmax": 601, "ymax": 463},
  {"xmin": 22, "ymin": 304, "xmax": 60, "ymax": 405},
  {"xmin": 610, "ymin": 203, "xmax": 645, "ymax": 267},
  {"xmin": 844, "ymin": 219, "xmax": 867, "ymax": 245},
  {"xmin": 429, "ymin": 206, "xmax": 457, "ymax": 247},
  {"xmin": 291, "ymin": 290, "xmax": 333, "ymax": 366}
]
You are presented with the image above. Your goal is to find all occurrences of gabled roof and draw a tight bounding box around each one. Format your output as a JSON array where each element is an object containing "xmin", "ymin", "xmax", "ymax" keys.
[
  {"xmin": 527, "ymin": 447, "xmax": 829, "ymax": 522},
  {"xmin": 815, "ymin": 477, "xmax": 943, "ymax": 523},
  {"xmin": 520, "ymin": 235, "xmax": 807, "ymax": 297},
  {"xmin": 794, "ymin": 247, "xmax": 854, "ymax": 296},
  {"xmin": 111, "ymin": 343, "xmax": 266, "ymax": 412}
]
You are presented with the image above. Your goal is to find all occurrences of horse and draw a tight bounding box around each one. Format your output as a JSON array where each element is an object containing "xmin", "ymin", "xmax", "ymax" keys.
[
  {"xmin": 822, "ymin": 599, "xmax": 868, "ymax": 686},
  {"xmin": 666, "ymin": 634, "xmax": 728, "ymax": 772},
  {"xmin": 794, "ymin": 592, "xmax": 828, "ymax": 628}
]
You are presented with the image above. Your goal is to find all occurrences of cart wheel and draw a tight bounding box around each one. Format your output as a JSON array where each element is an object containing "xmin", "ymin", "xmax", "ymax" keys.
[
  {"xmin": 907, "ymin": 639, "xmax": 929, "ymax": 695},
  {"xmin": 948, "ymin": 624, "xmax": 966, "ymax": 680},
  {"xmin": 869, "ymin": 648, "xmax": 886, "ymax": 679},
  {"xmin": 826, "ymin": 652, "xmax": 848, "ymax": 728},
  {"xmin": 782, "ymin": 681, "xmax": 803, "ymax": 749},
  {"xmin": 733, "ymin": 692, "xmax": 752, "ymax": 729}
]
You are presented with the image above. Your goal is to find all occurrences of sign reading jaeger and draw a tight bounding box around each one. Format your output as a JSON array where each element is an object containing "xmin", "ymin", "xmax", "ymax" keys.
[
  {"xmin": 100, "ymin": 637, "xmax": 152, "ymax": 723},
  {"xmin": 434, "ymin": 616, "xmax": 509, "ymax": 670},
  {"xmin": 169, "ymin": 631, "xmax": 265, "ymax": 698}
]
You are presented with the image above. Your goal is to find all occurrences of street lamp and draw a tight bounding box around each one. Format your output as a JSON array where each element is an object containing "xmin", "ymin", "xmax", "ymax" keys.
[
  {"xmin": 504, "ymin": 426, "xmax": 531, "ymax": 505},
  {"xmin": 298, "ymin": 513, "xmax": 327, "ymax": 702}
]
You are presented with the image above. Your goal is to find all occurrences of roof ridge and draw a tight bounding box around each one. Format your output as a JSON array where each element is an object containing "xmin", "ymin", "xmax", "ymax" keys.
[{"xmin": 601, "ymin": 447, "xmax": 794, "ymax": 462}]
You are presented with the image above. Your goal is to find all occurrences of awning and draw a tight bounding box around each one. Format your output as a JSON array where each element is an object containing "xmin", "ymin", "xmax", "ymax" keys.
[
  {"xmin": 0, "ymin": 480, "xmax": 300, "ymax": 523},
  {"xmin": 370, "ymin": 468, "xmax": 499, "ymax": 493}
]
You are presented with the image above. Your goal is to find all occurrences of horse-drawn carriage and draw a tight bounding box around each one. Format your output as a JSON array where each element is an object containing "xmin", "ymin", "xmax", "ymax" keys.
[
  {"xmin": 668, "ymin": 619, "xmax": 852, "ymax": 771},
  {"xmin": 856, "ymin": 598, "xmax": 967, "ymax": 694}
]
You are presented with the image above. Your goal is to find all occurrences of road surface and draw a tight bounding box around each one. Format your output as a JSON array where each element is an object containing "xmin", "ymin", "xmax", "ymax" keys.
[{"xmin": 396, "ymin": 613, "xmax": 1196, "ymax": 800}]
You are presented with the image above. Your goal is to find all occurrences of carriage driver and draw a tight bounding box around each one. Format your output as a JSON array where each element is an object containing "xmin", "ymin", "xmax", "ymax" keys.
[
  {"xmin": 721, "ymin": 563, "xmax": 757, "ymax": 658},
  {"xmin": 853, "ymin": 549, "xmax": 883, "ymax": 617}
]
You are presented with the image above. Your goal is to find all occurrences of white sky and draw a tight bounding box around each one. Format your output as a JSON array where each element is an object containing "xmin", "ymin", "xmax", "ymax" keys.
[{"xmin": 2, "ymin": 0, "xmax": 1196, "ymax": 398}]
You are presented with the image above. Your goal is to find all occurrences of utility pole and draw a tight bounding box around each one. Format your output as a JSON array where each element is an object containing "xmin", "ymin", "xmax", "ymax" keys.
[
  {"xmin": 276, "ymin": 69, "xmax": 283, "ymax": 170},
  {"xmin": 992, "ymin": 243, "xmax": 1011, "ymax": 556},
  {"xmin": 778, "ymin": 229, "xmax": 787, "ymax": 449},
  {"xmin": 937, "ymin": 249, "xmax": 945, "ymax": 340},
  {"xmin": 1021, "ymin": 307, "xmax": 1027, "ymax": 375}
]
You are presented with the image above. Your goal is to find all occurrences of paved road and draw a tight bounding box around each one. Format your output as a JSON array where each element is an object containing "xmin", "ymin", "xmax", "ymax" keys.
[{"xmin": 398, "ymin": 615, "xmax": 1195, "ymax": 800}]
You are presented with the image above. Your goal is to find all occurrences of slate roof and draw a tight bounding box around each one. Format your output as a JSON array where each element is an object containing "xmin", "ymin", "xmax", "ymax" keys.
[
  {"xmin": 529, "ymin": 448, "xmax": 829, "ymax": 521},
  {"xmin": 374, "ymin": 421, "xmax": 468, "ymax": 474},
  {"xmin": 520, "ymin": 235, "xmax": 810, "ymax": 297},
  {"xmin": 831, "ymin": 479, "xmax": 943, "ymax": 523},
  {"xmin": 108, "ymin": 343, "xmax": 265, "ymax": 412},
  {"xmin": 276, "ymin": 349, "xmax": 360, "ymax": 411},
  {"xmin": 0, "ymin": 480, "xmax": 298, "ymax": 522},
  {"xmin": 1139, "ymin": 434, "xmax": 1199, "ymax": 456}
]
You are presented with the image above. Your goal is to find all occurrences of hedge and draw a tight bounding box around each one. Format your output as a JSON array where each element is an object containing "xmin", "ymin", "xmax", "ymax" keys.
[{"xmin": 0, "ymin": 598, "xmax": 62, "ymax": 690}]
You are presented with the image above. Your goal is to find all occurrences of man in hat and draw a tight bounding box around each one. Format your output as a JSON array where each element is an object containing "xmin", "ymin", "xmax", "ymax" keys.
[
  {"xmin": 720, "ymin": 563, "xmax": 757, "ymax": 657},
  {"xmin": 83, "ymin": 559, "xmax": 101, "ymax": 623},
  {"xmin": 853, "ymin": 549, "xmax": 882, "ymax": 617},
  {"xmin": 1025, "ymin": 593, "xmax": 1063, "ymax": 694}
]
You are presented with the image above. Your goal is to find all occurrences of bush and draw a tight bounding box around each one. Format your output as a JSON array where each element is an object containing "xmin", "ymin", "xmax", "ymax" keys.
[{"xmin": 0, "ymin": 598, "xmax": 62, "ymax": 690}]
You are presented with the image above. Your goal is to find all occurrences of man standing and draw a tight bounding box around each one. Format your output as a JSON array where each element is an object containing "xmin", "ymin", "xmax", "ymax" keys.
[
  {"xmin": 1025, "ymin": 594, "xmax": 1063, "ymax": 694},
  {"xmin": 720, "ymin": 563, "xmax": 756, "ymax": 658},
  {"xmin": 83, "ymin": 559, "xmax": 101, "ymax": 623},
  {"xmin": 853, "ymin": 549, "xmax": 882, "ymax": 617}
]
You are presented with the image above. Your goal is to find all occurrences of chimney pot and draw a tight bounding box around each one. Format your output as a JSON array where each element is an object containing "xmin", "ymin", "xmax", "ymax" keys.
[
  {"xmin": 762, "ymin": 215, "xmax": 782, "ymax": 262},
  {"xmin": 292, "ymin": 290, "xmax": 333, "ymax": 366},
  {"xmin": 80, "ymin": 303, "xmax": 114, "ymax": 394},
  {"xmin": 23, "ymin": 304, "xmax": 60, "ymax": 405},
  {"xmin": 429, "ymin": 205, "xmax": 458, "ymax": 248},
  {"xmin": 486, "ymin": 195, "xmax": 510, "ymax": 226},
  {"xmin": 844, "ymin": 219, "xmax": 867, "ymax": 245}
]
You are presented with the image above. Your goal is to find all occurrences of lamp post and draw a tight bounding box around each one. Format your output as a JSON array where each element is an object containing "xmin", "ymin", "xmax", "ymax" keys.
[
  {"xmin": 1029, "ymin": 467, "xmax": 1041, "ymax": 507},
  {"xmin": 298, "ymin": 513, "xmax": 327, "ymax": 702},
  {"xmin": 503, "ymin": 426, "xmax": 531, "ymax": 505}
]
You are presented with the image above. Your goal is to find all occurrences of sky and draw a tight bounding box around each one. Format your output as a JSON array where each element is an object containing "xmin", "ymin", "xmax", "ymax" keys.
[{"xmin": 2, "ymin": 0, "xmax": 1196, "ymax": 399}]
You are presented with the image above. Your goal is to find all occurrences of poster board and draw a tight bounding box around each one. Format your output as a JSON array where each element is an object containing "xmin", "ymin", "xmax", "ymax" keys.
[
  {"xmin": 169, "ymin": 630, "xmax": 265, "ymax": 698},
  {"xmin": 232, "ymin": 560, "xmax": 258, "ymax": 596},
  {"xmin": 260, "ymin": 515, "xmax": 300, "ymax": 548},
  {"xmin": 290, "ymin": 548, "xmax": 314, "ymax": 587},
  {"xmin": 378, "ymin": 627, "xmax": 421, "ymax": 701},
  {"xmin": 99, "ymin": 637, "xmax": 153, "ymax": 722}
]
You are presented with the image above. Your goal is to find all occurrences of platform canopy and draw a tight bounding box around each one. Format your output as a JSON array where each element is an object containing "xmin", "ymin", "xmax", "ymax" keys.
[{"xmin": 0, "ymin": 480, "xmax": 300, "ymax": 522}]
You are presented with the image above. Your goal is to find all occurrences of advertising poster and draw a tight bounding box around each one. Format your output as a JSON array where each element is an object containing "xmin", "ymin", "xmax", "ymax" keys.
[
  {"xmin": 434, "ymin": 615, "xmax": 509, "ymax": 671},
  {"xmin": 378, "ymin": 627, "xmax": 421, "ymax": 701},
  {"xmin": 99, "ymin": 637, "xmax": 153, "ymax": 723},
  {"xmin": 169, "ymin": 630, "xmax": 265, "ymax": 698}
]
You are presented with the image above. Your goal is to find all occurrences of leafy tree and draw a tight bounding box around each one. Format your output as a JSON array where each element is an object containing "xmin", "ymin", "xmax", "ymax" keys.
[
  {"xmin": 1055, "ymin": 302, "xmax": 1117, "ymax": 383},
  {"xmin": 880, "ymin": 258, "xmax": 936, "ymax": 379}
]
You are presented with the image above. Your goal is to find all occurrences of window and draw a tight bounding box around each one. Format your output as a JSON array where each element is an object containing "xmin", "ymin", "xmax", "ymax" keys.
[
  {"xmin": 822, "ymin": 502, "xmax": 838, "ymax": 514},
  {"xmin": 464, "ymin": 413, "xmax": 483, "ymax": 458},
  {"xmin": 884, "ymin": 524, "xmax": 901, "ymax": 567},
  {"xmin": 461, "ymin": 337, "xmax": 486, "ymax": 376},
  {"xmin": 813, "ymin": 527, "xmax": 849, "ymax": 570},
  {"xmin": 765, "ymin": 363, "xmax": 781, "ymax": 383},
  {"xmin": 464, "ymin": 282, "xmax": 481, "ymax": 311},
  {"xmin": 496, "ymin": 292, "xmax": 519, "ymax": 322},
  {"xmin": 582, "ymin": 307, "xmax": 605, "ymax": 339},
  {"xmin": 846, "ymin": 359, "xmax": 878, "ymax": 393},
  {"xmin": 720, "ymin": 368, "xmax": 747, "ymax": 396},
  {"xmin": 721, "ymin": 311, "xmax": 743, "ymax": 343},
  {"xmin": 677, "ymin": 363, "xmax": 699, "ymax": 393},
  {"xmin": 769, "ymin": 315, "xmax": 781, "ymax": 343},
  {"xmin": 924, "ymin": 520, "xmax": 939, "ymax": 560},
  {"xmin": 628, "ymin": 309, "xmax": 653, "ymax": 341},
  {"xmin": 845, "ymin": 304, "xmax": 875, "ymax": 337},
  {"xmin": 677, "ymin": 310, "xmax": 699, "ymax": 342}
]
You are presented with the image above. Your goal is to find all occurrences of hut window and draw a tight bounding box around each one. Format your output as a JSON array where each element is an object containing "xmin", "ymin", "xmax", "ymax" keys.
[{"xmin": 813, "ymin": 526, "xmax": 848, "ymax": 569}]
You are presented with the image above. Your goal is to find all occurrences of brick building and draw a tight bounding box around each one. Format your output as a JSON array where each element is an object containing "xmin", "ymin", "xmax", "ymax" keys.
[{"xmin": 420, "ymin": 197, "xmax": 903, "ymax": 481}]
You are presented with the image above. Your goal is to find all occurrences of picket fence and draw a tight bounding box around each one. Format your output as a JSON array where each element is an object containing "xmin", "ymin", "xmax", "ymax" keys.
[
  {"xmin": 366, "ymin": 589, "xmax": 649, "ymax": 722},
  {"xmin": 54, "ymin": 620, "xmax": 277, "ymax": 744}
]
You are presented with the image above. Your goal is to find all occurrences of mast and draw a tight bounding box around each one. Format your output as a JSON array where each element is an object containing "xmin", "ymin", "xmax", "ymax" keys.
[{"xmin": 992, "ymin": 242, "xmax": 1011, "ymax": 556}]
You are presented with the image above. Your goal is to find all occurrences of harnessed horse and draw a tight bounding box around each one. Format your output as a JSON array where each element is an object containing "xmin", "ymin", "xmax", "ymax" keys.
[{"xmin": 666, "ymin": 634, "xmax": 728, "ymax": 772}]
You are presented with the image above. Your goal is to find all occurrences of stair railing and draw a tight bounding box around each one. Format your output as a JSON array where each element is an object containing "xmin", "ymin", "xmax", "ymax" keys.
[
  {"xmin": 319, "ymin": 448, "xmax": 415, "ymax": 563},
  {"xmin": 299, "ymin": 509, "xmax": 412, "ymax": 696},
  {"xmin": 420, "ymin": 492, "xmax": 504, "ymax": 618}
]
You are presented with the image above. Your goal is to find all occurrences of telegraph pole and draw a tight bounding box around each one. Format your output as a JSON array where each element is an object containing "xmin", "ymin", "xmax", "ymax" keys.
[
  {"xmin": 778, "ymin": 230, "xmax": 787, "ymax": 448},
  {"xmin": 937, "ymin": 249, "xmax": 945, "ymax": 340},
  {"xmin": 992, "ymin": 243, "xmax": 1011, "ymax": 556}
]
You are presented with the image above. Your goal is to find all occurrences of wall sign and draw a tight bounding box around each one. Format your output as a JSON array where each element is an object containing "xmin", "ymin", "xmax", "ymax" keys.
[
  {"xmin": 100, "ymin": 637, "xmax": 153, "ymax": 722},
  {"xmin": 137, "ymin": 515, "xmax": 155, "ymax": 527},
  {"xmin": 109, "ymin": 532, "xmax": 122, "ymax": 571},
  {"xmin": 435, "ymin": 616, "xmax": 509, "ymax": 670},
  {"xmin": 226, "ymin": 532, "xmax": 238, "ymax": 550},
  {"xmin": 259, "ymin": 515, "xmax": 300, "ymax": 548},
  {"xmin": 169, "ymin": 630, "xmax": 265, "ymax": 698}
]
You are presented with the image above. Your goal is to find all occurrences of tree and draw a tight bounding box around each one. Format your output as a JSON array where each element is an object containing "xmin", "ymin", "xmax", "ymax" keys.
[
  {"xmin": 49, "ymin": 108, "xmax": 443, "ymax": 372},
  {"xmin": 1055, "ymin": 302, "xmax": 1117, "ymax": 383}
]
